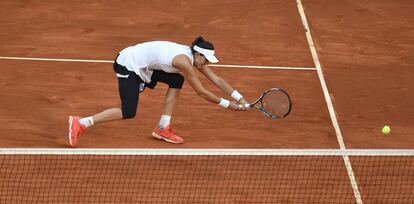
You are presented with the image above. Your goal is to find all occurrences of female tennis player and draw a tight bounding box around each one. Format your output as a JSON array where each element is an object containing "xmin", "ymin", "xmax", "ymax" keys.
[{"xmin": 68, "ymin": 36, "xmax": 249, "ymax": 147}]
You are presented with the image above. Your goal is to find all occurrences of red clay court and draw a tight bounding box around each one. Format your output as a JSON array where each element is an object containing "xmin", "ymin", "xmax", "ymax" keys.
[{"xmin": 0, "ymin": 0, "xmax": 413, "ymax": 203}]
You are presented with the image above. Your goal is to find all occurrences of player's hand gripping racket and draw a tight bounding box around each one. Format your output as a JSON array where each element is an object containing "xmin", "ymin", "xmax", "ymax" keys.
[{"xmin": 248, "ymin": 88, "xmax": 292, "ymax": 119}]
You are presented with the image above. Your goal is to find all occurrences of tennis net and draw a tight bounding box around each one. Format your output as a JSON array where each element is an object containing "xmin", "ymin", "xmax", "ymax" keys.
[{"xmin": 1, "ymin": 148, "xmax": 413, "ymax": 203}]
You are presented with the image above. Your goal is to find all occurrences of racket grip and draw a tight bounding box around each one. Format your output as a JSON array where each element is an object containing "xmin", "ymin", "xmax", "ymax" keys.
[{"xmin": 238, "ymin": 104, "xmax": 251, "ymax": 110}]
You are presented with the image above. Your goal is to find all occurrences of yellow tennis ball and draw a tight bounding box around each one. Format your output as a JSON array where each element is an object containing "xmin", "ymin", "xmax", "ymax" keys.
[{"xmin": 382, "ymin": 125, "xmax": 391, "ymax": 135}]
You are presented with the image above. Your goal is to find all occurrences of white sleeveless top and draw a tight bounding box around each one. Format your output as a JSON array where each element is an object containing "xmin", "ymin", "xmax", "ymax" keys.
[{"xmin": 116, "ymin": 41, "xmax": 194, "ymax": 83}]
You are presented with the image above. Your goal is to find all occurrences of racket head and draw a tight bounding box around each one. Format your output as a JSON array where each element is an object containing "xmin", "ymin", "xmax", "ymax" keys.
[{"xmin": 251, "ymin": 88, "xmax": 292, "ymax": 118}]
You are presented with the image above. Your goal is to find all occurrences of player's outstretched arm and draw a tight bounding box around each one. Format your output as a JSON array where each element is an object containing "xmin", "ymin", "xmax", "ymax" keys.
[
  {"xmin": 172, "ymin": 55, "xmax": 241, "ymax": 111},
  {"xmin": 198, "ymin": 65, "xmax": 249, "ymax": 109}
]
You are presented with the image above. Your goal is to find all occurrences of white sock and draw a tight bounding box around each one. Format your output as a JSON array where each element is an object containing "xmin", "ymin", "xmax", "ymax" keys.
[
  {"xmin": 158, "ymin": 115, "xmax": 171, "ymax": 129},
  {"xmin": 79, "ymin": 117, "xmax": 94, "ymax": 128}
]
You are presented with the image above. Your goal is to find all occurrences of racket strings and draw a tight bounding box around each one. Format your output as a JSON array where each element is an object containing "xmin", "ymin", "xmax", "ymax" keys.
[{"xmin": 261, "ymin": 90, "xmax": 291, "ymax": 117}]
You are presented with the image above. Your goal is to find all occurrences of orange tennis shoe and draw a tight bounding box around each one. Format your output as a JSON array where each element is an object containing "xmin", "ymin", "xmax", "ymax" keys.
[
  {"xmin": 152, "ymin": 125, "xmax": 184, "ymax": 144},
  {"xmin": 68, "ymin": 116, "xmax": 86, "ymax": 147}
]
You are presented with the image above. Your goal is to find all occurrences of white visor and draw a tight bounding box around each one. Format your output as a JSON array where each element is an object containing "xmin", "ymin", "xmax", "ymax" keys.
[{"xmin": 193, "ymin": 45, "xmax": 219, "ymax": 63}]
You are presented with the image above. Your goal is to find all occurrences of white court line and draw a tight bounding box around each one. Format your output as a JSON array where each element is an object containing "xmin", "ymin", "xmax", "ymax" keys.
[
  {"xmin": 296, "ymin": 1, "xmax": 363, "ymax": 204},
  {"xmin": 1, "ymin": 148, "xmax": 413, "ymax": 155},
  {"xmin": 0, "ymin": 56, "xmax": 113, "ymax": 63},
  {"xmin": 0, "ymin": 56, "xmax": 316, "ymax": 71},
  {"xmin": 209, "ymin": 64, "xmax": 316, "ymax": 71}
]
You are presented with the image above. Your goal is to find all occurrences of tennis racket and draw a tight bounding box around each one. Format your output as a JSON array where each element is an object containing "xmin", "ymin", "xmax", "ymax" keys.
[{"xmin": 248, "ymin": 88, "xmax": 292, "ymax": 119}]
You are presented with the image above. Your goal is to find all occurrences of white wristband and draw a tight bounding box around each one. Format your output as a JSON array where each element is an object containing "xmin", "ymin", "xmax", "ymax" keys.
[
  {"xmin": 218, "ymin": 98, "xmax": 230, "ymax": 108},
  {"xmin": 231, "ymin": 90, "xmax": 243, "ymax": 101}
]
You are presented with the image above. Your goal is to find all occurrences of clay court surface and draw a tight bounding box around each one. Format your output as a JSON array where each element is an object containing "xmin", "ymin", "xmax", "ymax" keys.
[
  {"xmin": 1, "ymin": 0, "xmax": 412, "ymax": 149},
  {"xmin": 0, "ymin": 0, "xmax": 413, "ymax": 203}
]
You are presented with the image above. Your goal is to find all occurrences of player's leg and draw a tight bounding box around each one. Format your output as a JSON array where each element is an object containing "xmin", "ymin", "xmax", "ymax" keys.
[
  {"xmin": 160, "ymin": 88, "xmax": 181, "ymax": 124},
  {"xmin": 90, "ymin": 66, "xmax": 144, "ymax": 123},
  {"xmin": 151, "ymin": 71, "xmax": 185, "ymax": 143},
  {"xmin": 68, "ymin": 62, "xmax": 141, "ymax": 147},
  {"xmin": 91, "ymin": 108, "xmax": 123, "ymax": 123},
  {"xmin": 68, "ymin": 107, "xmax": 123, "ymax": 147}
]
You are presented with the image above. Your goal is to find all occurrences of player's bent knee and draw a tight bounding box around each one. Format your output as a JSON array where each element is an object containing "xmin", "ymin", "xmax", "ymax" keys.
[
  {"xmin": 122, "ymin": 109, "xmax": 137, "ymax": 119},
  {"xmin": 122, "ymin": 112, "xmax": 136, "ymax": 119}
]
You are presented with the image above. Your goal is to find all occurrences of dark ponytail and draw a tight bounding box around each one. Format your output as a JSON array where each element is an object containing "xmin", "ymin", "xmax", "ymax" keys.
[
  {"xmin": 191, "ymin": 36, "xmax": 204, "ymax": 47},
  {"xmin": 191, "ymin": 36, "xmax": 215, "ymax": 53}
]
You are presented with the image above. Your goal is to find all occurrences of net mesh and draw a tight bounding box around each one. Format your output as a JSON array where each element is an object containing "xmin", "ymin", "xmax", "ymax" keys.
[
  {"xmin": 0, "ymin": 149, "xmax": 413, "ymax": 204},
  {"xmin": 262, "ymin": 90, "xmax": 291, "ymax": 117}
]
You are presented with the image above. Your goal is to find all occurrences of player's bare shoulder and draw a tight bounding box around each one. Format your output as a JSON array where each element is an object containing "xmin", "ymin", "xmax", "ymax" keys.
[{"xmin": 172, "ymin": 54, "xmax": 192, "ymax": 71}]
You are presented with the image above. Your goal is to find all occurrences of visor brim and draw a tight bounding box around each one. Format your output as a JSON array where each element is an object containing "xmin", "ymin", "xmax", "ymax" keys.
[{"xmin": 205, "ymin": 55, "xmax": 219, "ymax": 63}]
